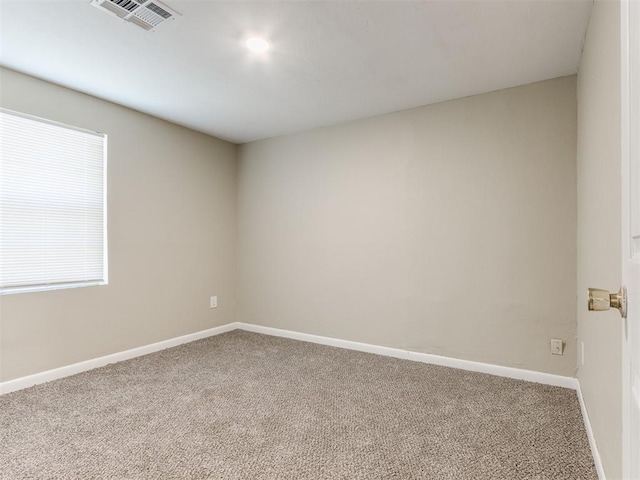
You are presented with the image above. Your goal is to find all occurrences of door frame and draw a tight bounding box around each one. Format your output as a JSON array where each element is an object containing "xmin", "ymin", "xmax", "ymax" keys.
[{"xmin": 621, "ymin": 0, "xmax": 637, "ymax": 477}]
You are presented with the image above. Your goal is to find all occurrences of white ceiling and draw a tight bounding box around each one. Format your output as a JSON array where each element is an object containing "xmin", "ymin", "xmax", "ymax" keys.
[{"xmin": 0, "ymin": 0, "xmax": 592, "ymax": 144}]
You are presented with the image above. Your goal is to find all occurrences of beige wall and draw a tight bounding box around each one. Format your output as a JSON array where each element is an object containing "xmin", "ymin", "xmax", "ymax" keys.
[
  {"xmin": 0, "ymin": 68, "xmax": 237, "ymax": 382},
  {"xmin": 0, "ymin": 64, "xmax": 584, "ymax": 402},
  {"xmin": 576, "ymin": 1, "xmax": 623, "ymax": 478},
  {"xmin": 238, "ymin": 76, "xmax": 577, "ymax": 376}
]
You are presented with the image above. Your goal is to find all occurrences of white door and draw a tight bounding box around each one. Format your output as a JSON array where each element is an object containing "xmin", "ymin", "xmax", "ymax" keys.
[{"xmin": 622, "ymin": 0, "xmax": 640, "ymax": 477}]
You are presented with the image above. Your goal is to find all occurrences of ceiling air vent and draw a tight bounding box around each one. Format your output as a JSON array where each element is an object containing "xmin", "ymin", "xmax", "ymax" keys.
[{"xmin": 90, "ymin": 0, "xmax": 180, "ymax": 31}]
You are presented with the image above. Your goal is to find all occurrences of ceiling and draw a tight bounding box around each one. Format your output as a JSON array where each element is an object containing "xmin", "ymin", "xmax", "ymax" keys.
[{"xmin": 0, "ymin": 0, "xmax": 592, "ymax": 144}]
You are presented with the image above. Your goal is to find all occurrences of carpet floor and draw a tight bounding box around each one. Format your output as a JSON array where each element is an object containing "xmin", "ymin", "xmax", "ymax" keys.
[{"xmin": 0, "ymin": 330, "xmax": 596, "ymax": 479}]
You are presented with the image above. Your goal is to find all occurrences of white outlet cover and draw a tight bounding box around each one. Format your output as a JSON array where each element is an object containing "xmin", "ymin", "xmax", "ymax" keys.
[
  {"xmin": 550, "ymin": 339, "xmax": 563, "ymax": 355},
  {"xmin": 210, "ymin": 296, "xmax": 218, "ymax": 308}
]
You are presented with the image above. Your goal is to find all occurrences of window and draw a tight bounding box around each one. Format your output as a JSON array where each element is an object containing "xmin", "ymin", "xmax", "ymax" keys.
[{"xmin": 0, "ymin": 108, "xmax": 107, "ymax": 294}]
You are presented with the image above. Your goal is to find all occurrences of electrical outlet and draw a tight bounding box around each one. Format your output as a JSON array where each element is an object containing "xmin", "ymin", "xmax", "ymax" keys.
[
  {"xmin": 550, "ymin": 339, "xmax": 563, "ymax": 355},
  {"xmin": 210, "ymin": 296, "xmax": 217, "ymax": 309}
]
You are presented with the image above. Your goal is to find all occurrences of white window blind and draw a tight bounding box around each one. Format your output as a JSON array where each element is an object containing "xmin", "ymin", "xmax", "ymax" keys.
[{"xmin": 0, "ymin": 108, "xmax": 107, "ymax": 294}]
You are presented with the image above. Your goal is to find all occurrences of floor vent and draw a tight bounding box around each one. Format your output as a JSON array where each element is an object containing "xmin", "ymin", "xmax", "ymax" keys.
[{"xmin": 90, "ymin": 0, "xmax": 179, "ymax": 31}]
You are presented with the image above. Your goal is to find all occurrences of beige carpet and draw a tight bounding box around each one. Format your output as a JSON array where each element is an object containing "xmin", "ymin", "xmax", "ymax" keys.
[{"xmin": 0, "ymin": 330, "xmax": 596, "ymax": 479}]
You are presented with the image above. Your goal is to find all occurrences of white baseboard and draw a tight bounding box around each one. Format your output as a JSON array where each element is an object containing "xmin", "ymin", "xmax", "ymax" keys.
[
  {"xmin": 235, "ymin": 323, "xmax": 578, "ymax": 389},
  {"xmin": 575, "ymin": 382, "xmax": 606, "ymax": 480},
  {"xmin": 0, "ymin": 321, "xmax": 577, "ymax": 392},
  {"xmin": 0, "ymin": 322, "xmax": 240, "ymax": 395}
]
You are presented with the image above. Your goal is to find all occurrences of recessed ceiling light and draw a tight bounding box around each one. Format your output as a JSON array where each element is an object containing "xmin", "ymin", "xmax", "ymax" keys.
[{"xmin": 246, "ymin": 37, "xmax": 269, "ymax": 53}]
